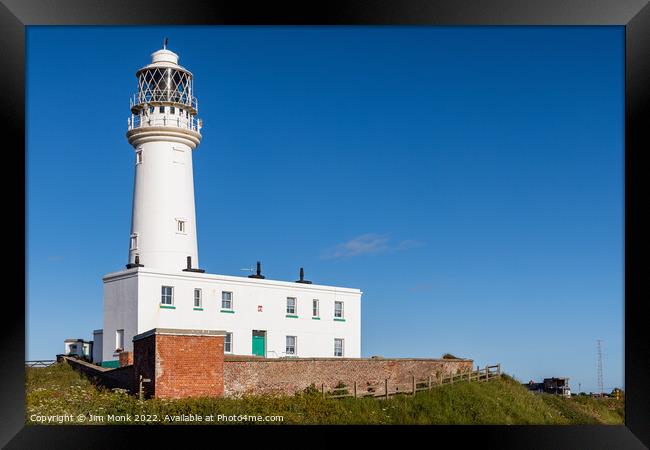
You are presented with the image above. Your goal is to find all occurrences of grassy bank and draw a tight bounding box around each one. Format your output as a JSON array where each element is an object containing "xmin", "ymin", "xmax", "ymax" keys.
[{"xmin": 26, "ymin": 363, "xmax": 624, "ymax": 425}]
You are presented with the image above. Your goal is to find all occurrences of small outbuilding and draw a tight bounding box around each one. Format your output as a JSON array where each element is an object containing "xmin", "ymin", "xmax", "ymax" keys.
[{"xmin": 63, "ymin": 338, "xmax": 93, "ymax": 360}]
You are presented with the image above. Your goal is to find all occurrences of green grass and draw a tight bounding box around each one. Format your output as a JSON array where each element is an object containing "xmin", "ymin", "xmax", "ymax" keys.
[{"xmin": 26, "ymin": 364, "xmax": 624, "ymax": 425}]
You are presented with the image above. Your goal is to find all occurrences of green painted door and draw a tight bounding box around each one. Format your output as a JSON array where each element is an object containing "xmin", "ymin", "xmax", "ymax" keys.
[{"xmin": 252, "ymin": 334, "xmax": 265, "ymax": 356}]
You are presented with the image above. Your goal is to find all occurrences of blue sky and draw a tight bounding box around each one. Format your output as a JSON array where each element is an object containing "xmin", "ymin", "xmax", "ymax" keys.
[{"xmin": 26, "ymin": 26, "xmax": 624, "ymax": 393}]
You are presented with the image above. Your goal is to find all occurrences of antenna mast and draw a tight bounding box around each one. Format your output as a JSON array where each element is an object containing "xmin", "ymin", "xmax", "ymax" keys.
[{"xmin": 596, "ymin": 339, "xmax": 604, "ymax": 396}]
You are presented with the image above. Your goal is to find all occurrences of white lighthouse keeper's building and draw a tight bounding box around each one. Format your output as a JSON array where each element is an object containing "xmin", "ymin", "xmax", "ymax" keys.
[{"xmin": 99, "ymin": 43, "xmax": 362, "ymax": 367}]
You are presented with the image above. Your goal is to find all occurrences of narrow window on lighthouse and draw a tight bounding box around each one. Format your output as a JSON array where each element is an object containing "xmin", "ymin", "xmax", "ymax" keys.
[
  {"xmin": 135, "ymin": 150, "xmax": 142, "ymax": 165},
  {"xmin": 176, "ymin": 219, "xmax": 186, "ymax": 233},
  {"xmin": 159, "ymin": 105, "xmax": 165, "ymax": 113},
  {"xmin": 194, "ymin": 288, "xmax": 202, "ymax": 308},
  {"xmin": 130, "ymin": 233, "xmax": 138, "ymax": 250}
]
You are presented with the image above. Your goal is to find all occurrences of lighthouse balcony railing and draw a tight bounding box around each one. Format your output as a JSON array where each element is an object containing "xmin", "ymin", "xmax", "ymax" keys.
[
  {"xmin": 128, "ymin": 115, "xmax": 202, "ymax": 132},
  {"xmin": 130, "ymin": 91, "xmax": 198, "ymax": 112}
]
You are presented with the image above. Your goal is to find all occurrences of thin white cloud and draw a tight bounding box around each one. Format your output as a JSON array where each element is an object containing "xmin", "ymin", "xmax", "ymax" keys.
[{"xmin": 321, "ymin": 234, "xmax": 424, "ymax": 260}]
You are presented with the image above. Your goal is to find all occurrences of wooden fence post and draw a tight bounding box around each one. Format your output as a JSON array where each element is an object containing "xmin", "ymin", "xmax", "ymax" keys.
[
  {"xmin": 497, "ymin": 363, "xmax": 501, "ymax": 377},
  {"xmin": 485, "ymin": 366, "xmax": 489, "ymax": 381},
  {"xmin": 428, "ymin": 376, "xmax": 432, "ymax": 391},
  {"xmin": 385, "ymin": 379, "xmax": 389, "ymax": 400},
  {"xmin": 354, "ymin": 381, "xmax": 357, "ymax": 398},
  {"xmin": 412, "ymin": 375, "xmax": 416, "ymax": 396},
  {"xmin": 321, "ymin": 383, "xmax": 325, "ymax": 398}
]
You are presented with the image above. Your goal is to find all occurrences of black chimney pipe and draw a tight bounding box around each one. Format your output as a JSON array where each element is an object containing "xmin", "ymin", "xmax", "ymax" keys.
[
  {"xmin": 248, "ymin": 261, "xmax": 266, "ymax": 279},
  {"xmin": 295, "ymin": 267, "xmax": 312, "ymax": 284},
  {"xmin": 182, "ymin": 255, "xmax": 205, "ymax": 273},
  {"xmin": 126, "ymin": 254, "xmax": 144, "ymax": 269}
]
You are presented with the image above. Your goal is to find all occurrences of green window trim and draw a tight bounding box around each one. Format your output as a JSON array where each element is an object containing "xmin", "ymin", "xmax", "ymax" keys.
[
  {"xmin": 100, "ymin": 360, "xmax": 120, "ymax": 368},
  {"xmin": 160, "ymin": 304, "xmax": 176, "ymax": 309},
  {"xmin": 312, "ymin": 317, "xmax": 321, "ymax": 320},
  {"xmin": 220, "ymin": 309, "xmax": 235, "ymax": 314},
  {"xmin": 193, "ymin": 307, "xmax": 204, "ymax": 311},
  {"xmin": 334, "ymin": 317, "xmax": 346, "ymax": 322},
  {"xmin": 286, "ymin": 314, "xmax": 299, "ymax": 319}
]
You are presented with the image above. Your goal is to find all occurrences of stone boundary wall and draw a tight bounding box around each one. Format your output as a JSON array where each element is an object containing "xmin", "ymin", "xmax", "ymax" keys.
[
  {"xmin": 60, "ymin": 356, "xmax": 135, "ymax": 393},
  {"xmin": 223, "ymin": 357, "xmax": 474, "ymax": 397}
]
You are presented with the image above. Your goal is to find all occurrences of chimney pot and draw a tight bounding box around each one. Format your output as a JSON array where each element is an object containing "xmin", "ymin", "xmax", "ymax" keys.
[
  {"xmin": 248, "ymin": 261, "xmax": 265, "ymax": 279},
  {"xmin": 295, "ymin": 266, "xmax": 312, "ymax": 284}
]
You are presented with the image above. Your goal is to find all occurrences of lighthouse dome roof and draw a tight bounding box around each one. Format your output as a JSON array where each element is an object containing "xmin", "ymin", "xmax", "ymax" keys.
[
  {"xmin": 136, "ymin": 47, "xmax": 193, "ymax": 76},
  {"xmin": 151, "ymin": 48, "xmax": 178, "ymax": 64}
]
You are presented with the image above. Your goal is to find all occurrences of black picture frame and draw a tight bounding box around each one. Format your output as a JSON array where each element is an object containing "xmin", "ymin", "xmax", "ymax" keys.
[{"xmin": 3, "ymin": 0, "xmax": 648, "ymax": 448}]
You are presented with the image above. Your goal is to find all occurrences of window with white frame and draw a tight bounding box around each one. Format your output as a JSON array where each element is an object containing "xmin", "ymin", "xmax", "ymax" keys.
[
  {"xmin": 136, "ymin": 150, "xmax": 142, "ymax": 164},
  {"xmin": 161, "ymin": 286, "xmax": 174, "ymax": 305},
  {"xmin": 194, "ymin": 288, "xmax": 202, "ymax": 308},
  {"xmin": 334, "ymin": 338, "xmax": 344, "ymax": 357},
  {"xmin": 221, "ymin": 291, "xmax": 232, "ymax": 310},
  {"xmin": 286, "ymin": 297, "xmax": 297, "ymax": 315},
  {"xmin": 116, "ymin": 329, "xmax": 124, "ymax": 351},
  {"xmin": 224, "ymin": 332, "xmax": 232, "ymax": 353},
  {"xmin": 286, "ymin": 336, "xmax": 297, "ymax": 355},
  {"xmin": 176, "ymin": 219, "xmax": 186, "ymax": 233},
  {"xmin": 130, "ymin": 233, "xmax": 138, "ymax": 250},
  {"xmin": 334, "ymin": 301, "xmax": 344, "ymax": 318},
  {"xmin": 312, "ymin": 299, "xmax": 319, "ymax": 317}
]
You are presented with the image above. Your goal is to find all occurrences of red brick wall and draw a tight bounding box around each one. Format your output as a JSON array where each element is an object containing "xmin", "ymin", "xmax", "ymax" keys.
[
  {"xmin": 154, "ymin": 334, "xmax": 224, "ymax": 399},
  {"xmin": 133, "ymin": 332, "xmax": 224, "ymax": 399},
  {"xmin": 119, "ymin": 351, "xmax": 133, "ymax": 367},
  {"xmin": 223, "ymin": 357, "xmax": 473, "ymax": 397}
]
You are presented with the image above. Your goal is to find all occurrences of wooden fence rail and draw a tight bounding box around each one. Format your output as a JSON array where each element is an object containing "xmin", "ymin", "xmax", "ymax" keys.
[{"xmin": 323, "ymin": 363, "xmax": 501, "ymax": 400}]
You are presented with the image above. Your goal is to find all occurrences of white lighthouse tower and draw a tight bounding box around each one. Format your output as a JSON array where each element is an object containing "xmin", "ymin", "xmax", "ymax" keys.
[
  {"xmin": 99, "ymin": 42, "xmax": 361, "ymax": 367},
  {"xmin": 126, "ymin": 40, "xmax": 204, "ymax": 273}
]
